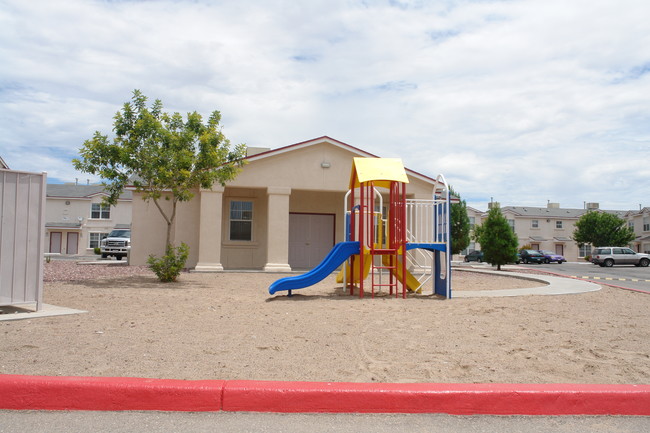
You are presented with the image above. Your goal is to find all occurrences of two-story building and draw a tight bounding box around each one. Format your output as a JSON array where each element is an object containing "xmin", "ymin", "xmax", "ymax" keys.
[
  {"xmin": 465, "ymin": 202, "xmax": 644, "ymax": 262},
  {"xmin": 624, "ymin": 207, "xmax": 650, "ymax": 255},
  {"xmin": 45, "ymin": 184, "xmax": 132, "ymax": 256}
]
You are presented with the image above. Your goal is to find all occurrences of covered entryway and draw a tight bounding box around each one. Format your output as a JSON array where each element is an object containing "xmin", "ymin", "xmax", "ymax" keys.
[{"xmin": 288, "ymin": 213, "xmax": 335, "ymax": 269}]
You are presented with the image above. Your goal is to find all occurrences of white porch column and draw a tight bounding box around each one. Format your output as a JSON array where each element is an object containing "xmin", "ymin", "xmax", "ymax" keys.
[
  {"xmin": 263, "ymin": 186, "xmax": 292, "ymax": 272},
  {"xmin": 195, "ymin": 186, "xmax": 225, "ymax": 272}
]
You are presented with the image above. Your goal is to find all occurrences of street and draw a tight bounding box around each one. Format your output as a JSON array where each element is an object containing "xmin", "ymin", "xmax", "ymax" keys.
[
  {"xmin": 1, "ymin": 411, "xmax": 649, "ymax": 433},
  {"xmin": 513, "ymin": 262, "xmax": 650, "ymax": 292}
]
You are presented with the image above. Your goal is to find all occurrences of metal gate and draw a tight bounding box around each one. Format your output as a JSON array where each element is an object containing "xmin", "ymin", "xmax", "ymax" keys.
[{"xmin": 0, "ymin": 169, "xmax": 46, "ymax": 310}]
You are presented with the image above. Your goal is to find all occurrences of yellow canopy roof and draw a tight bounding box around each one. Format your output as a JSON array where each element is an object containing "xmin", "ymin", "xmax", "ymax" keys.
[{"xmin": 349, "ymin": 157, "xmax": 409, "ymax": 189}]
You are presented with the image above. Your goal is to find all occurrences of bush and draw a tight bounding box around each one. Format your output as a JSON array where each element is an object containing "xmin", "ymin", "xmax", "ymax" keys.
[
  {"xmin": 147, "ymin": 243, "xmax": 189, "ymax": 282},
  {"xmin": 584, "ymin": 255, "xmax": 591, "ymax": 262},
  {"xmin": 94, "ymin": 247, "xmax": 101, "ymax": 255}
]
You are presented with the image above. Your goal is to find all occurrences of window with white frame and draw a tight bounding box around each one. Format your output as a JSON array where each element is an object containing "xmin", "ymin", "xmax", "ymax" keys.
[
  {"xmin": 644, "ymin": 216, "xmax": 650, "ymax": 231},
  {"xmin": 229, "ymin": 200, "xmax": 253, "ymax": 241},
  {"xmin": 89, "ymin": 232, "xmax": 109, "ymax": 248},
  {"xmin": 555, "ymin": 220, "xmax": 563, "ymax": 229},
  {"xmin": 469, "ymin": 216, "xmax": 475, "ymax": 230},
  {"xmin": 579, "ymin": 244, "xmax": 592, "ymax": 257},
  {"xmin": 532, "ymin": 219, "xmax": 539, "ymax": 228},
  {"xmin": 507, "ymin": 219, "xmax": 515, "ymax": 232},
  {"xmin": 628, "ymin": 220, "xmax": 634, "ymax": 231},
  {"xmin": 91, "ymin": 203, "xmax": 111, "ymax": 219}
]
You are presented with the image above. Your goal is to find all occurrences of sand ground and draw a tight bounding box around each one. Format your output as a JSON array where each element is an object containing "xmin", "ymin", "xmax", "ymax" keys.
[{"xmin": 1, "ymin": 262, "xmax": 649, "ymax": 384}]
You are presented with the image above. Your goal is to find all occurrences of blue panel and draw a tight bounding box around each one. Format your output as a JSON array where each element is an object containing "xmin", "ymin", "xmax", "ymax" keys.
[{"xmin": 406, "ymin": 243, "xmax": 446, "ymax": 252}]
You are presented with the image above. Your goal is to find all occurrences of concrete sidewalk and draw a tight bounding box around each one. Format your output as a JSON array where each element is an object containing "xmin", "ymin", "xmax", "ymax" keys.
[
  {"xmin": 0, "ymin": 303, "xmax": 86, "ymax": 322},
  {"xmin": 454, "ymin": 267, "xmax": 601, "ymax": 297}
]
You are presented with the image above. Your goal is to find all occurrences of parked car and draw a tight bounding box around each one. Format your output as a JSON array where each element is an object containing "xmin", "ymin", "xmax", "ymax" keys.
[
  {"xmin": 464, "ymin": 250, "xmax": 484, "ymax": 262},
  {"xmin": 538, "ymin": 250, "xmax": 566, "ymax": 264},
  {"xmin": 518, "ymin": 249, "xmax": 545, "ymax": 264},
  {"xmin": 591, "ymin": 247, "xmax": 650, "ymax": 267},
  {"xmin": 100, "ymin": 229, "xmax": 131, "ymax": 260}
]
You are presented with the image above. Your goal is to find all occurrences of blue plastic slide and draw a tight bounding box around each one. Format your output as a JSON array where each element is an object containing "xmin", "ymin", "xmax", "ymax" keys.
[{"xmin": 268, "ymin": 241, "xmax": 360, "ymax": 295}]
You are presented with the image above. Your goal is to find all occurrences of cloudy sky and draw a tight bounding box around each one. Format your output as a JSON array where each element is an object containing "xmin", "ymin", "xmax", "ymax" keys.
[{"xmin": 2, "ymin": 0, "xmax": 649, "ymax": 211}]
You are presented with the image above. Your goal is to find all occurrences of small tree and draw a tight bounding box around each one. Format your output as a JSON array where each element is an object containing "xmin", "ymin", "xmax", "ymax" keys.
[
  {"xmin": 573, "ymin": 211, "xmax": 635, "ymax": 248},
  {"xmin": 73, "ymin": 90, "xmax": 246, "ymax": 279},
  {"xmin": 449, "ymin": 186, "xmax": 470, "ymax": 255},
  {"xmin": 474, "ymin": 204, "xmax": 518, "ymax": 270}
]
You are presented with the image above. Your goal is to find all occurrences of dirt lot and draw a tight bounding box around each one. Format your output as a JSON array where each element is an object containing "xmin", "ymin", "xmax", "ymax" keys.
[{"xmin": 1, "ymin": 261, "xmax": 648, "ymax": 384}]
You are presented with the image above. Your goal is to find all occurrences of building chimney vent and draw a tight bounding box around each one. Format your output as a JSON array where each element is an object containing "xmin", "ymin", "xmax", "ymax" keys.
[
  {"xmin": 586, "ymin": 202, "xmax": 599, "ymax": 210},
  {"xmin": 547, "ymin": 202, "xmax": 560, "ymax": 209}
]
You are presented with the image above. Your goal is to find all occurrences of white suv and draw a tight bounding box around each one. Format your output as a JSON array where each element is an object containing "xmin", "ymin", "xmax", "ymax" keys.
[
  {"xmin": 591, "ymin": 247, "xmax": 650, "ymax": 267},
  {"xmin": 100, "ymin": 229, "xmax": 131, "ymax": 260}
]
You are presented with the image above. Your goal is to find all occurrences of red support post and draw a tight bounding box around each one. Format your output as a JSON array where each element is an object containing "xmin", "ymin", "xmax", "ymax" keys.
[{"xmin": 359, "ymin": 184, "xmax": 365, "ymax": 298}]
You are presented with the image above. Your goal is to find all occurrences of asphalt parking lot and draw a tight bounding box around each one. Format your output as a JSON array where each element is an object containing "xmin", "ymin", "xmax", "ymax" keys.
[{"xmin": 511, "ymin": 262, "xmax": 650, "ymax": 292}]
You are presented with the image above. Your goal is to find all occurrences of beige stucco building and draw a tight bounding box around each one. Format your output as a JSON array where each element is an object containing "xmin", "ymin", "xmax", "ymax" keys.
[
  {"xmin": 129, "ymin": 137, "xmax": 443, "ymax": 271},
  {"xmin": 465, "ymin": 202, "xmax": 647, "ymax": 262},
  {"xmin": 624, "ymin": 207, "xmax": 650, "ymax": 254},
  {"xmin": 45, "ymin": 184, "xmax": 132, "ymax": 256}
]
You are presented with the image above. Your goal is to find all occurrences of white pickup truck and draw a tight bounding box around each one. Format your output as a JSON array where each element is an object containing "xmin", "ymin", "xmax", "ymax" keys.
[{"xmin": 100, "ymin": 229, "xmax": 131, "ymax": 260}]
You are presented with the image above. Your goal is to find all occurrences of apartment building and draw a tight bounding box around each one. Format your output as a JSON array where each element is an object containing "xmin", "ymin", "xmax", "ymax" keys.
[
  {"xmin": 624, "ymin": 207, "xmax": 650, "ymax": 255},
  {"xmin": 45, "ymin": 184, "xmax": 132, "ymax": 256},
  {"xmin": 465, "ymin": 202, "xmax": 644, "ymax": 262}
]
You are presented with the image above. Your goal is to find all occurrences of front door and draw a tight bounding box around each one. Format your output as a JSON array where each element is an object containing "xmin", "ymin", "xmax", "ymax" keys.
[
  {"xmin": 66, "ymin": 232, "xmax": 79, "ymax": 255},
  {"xmin": 50, "ymin": 232, "xmax": 62, "ymax": 253},
  {"xmin": 289, "ymin": 213, "xmax": 335, "ymax": 269},
  {"xmin": 555, "ymin": 244, "xmax": 564, "ymax": 255}
]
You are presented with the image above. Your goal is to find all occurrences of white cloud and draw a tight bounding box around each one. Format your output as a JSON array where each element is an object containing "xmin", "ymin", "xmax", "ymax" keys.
[{"xmin": 1, "ymin": 0, "xmax": 649, "ymax": 211}]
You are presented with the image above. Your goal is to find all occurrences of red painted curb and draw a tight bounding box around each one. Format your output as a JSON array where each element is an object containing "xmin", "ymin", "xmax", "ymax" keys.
[
  {"xmin": 223, "ymin": 380, "xmax": 650, "ymax": 415},
  {"xmin": 0, "ymin": 375, "xmax": 223, "ymax": 412},
  {"xmin": 1, "ymin": 375, "xmax": 650, "ymax": 415}
]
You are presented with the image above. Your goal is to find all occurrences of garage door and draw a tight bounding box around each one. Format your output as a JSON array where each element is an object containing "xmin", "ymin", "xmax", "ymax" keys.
[{"xmin": 289, "ymin": 213, "xmax": 335, "ymax": 269}]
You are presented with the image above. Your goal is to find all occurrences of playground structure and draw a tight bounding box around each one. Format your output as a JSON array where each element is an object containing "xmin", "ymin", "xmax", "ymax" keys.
[{"xmin": 269, "ymin": 157, "xmax": 451, "ymax": 298}]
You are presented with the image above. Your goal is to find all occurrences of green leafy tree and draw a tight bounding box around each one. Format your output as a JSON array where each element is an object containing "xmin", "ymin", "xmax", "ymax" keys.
[
  {"xmin": 474, "ymin": 204, "xmax": 518, "ymax": 270},
  {"xmin": 449, "ymin": 186, "xmax": 470, "ymax": 255},
  {"xmin": 573, "ymin": 211, "xmax": 635, "ymax": 248},
  {"xmin": 73, "ymin": 89, "xmax": 246, "ymax": 262}
]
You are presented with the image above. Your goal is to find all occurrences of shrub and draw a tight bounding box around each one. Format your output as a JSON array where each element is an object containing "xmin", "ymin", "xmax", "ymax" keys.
[
  {"xmin": 147, "ymin": 243, "xmax": 189, "ymax": 282},
  {"xmin": 584, "ymin": 255, "xmax": 591, "ymax": 262},
  {"xmin": 94, "ymin": 247, "xmax": 101, "ymax": 255}
]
